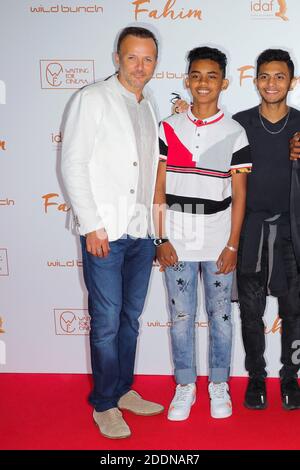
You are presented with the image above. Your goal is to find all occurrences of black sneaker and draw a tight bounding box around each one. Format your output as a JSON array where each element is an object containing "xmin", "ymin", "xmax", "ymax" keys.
[
  {"xmin": 244, "ymin": 377, "xmax": 267, "ymax": 410},
  {"xmin": 281, "ymin": 378, "xmax": 300, "ymax": 410}
]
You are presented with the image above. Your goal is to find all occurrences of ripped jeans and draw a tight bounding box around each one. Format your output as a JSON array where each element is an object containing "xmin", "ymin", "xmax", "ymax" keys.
[{"xmin": 165, "ymin": 261, "xmax": 233, "ymax": 384}]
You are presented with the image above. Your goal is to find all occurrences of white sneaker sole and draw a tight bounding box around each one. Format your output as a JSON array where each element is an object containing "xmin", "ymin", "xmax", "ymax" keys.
[
  {"xmin": 167, "ymin": 396, "xmax": 196, "ymax": 421},
  {"xmin": 210, "ymin": 408, "xmax": 232, "ymax": 419}
]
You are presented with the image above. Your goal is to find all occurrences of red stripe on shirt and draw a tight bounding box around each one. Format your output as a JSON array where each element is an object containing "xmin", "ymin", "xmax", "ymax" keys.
[
  {"xmin": 167, "ymin": 165, "xmax": 231, "ymax": 178},
  {"xmin": 187, "ymin": 113, "xmax": 224, "ymax": 127},
  {"xmin": 163, "ymin": 122, "xmax": 196, "ymax": 168}
]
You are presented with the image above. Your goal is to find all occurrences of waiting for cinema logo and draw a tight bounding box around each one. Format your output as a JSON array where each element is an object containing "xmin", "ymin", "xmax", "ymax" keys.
[
  {"xmin": 40, "ymin": 60, "xmax": 95, "ymax": 89},
  {"xmin": 250, "ymin": 0, "xmax": 289, "ymax": 20},
  {"xmin": 54, "ymin": 309, "xmax": 90, "ymax": 335}
]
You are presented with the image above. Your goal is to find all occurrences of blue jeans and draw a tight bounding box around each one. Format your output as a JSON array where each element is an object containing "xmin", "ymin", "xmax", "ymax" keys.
[
  {"xmin": 164, "ymin": 261, "xmax": 233, "ymax": 384},
  {"xmin": 81, "ymin": 235, "xmax": 155, "ymax": 412}
]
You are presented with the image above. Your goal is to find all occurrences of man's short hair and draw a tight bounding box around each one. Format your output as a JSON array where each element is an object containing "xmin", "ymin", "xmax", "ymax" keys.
[
  {"xmin": 256, "ymin": 49, "xmax": 294, "ymax": 78},
  {"xmin": 187, "ymin": 46, "xmax": 227, "ymax": 77},
  {"xmin": 117, "ymin": 26, "xmax": 158, "ymax": 57}
]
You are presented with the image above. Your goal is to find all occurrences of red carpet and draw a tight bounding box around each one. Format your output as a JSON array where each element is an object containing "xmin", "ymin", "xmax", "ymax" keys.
[{"xmin": 1, "ymin": 374, "xmax": 300, "ymax": 450}]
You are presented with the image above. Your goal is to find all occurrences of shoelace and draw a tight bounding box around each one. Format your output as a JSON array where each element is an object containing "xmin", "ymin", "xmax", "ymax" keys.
[
  {"xmin": 173, "ymin": 385, "xmax": 194, "ymax": 405},
  {"xmin": 210, "ymin": 383, "xmax": 227, "ymax": 400}
]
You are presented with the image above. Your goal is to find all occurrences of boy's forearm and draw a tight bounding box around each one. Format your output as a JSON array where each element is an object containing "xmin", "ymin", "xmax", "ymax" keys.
[
  {"xmin": 227, "ymin": 173, "xmax": 247, "ymax": 248},
  {"xmin": 153, "ymin": 191, "xmax": 167, "ymax": 238},
  {"xmin": 227, "ymin": 198, "xmax": 246, "ymax": 248}
]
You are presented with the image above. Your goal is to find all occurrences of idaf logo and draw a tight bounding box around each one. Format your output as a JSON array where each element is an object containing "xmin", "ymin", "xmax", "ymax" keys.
[{"xmin": 250, "ymin": 0, "xmax": 288, "ymax": 20}]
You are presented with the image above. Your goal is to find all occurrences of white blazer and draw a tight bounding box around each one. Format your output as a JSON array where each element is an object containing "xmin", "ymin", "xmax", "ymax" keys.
[{"xmin": 61, "ymin": 75, "xmax": 159, "ymax": 241}]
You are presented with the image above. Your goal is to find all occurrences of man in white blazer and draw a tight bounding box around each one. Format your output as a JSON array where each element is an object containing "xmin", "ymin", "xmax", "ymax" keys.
[{"xmin": 62, "ymin": 26, "xmax": 164, "ymax": 439}]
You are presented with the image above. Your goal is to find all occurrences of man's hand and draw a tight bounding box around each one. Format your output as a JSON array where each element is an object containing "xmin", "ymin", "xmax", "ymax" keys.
[
  {"xmin": 216, "ymin": 247, "xmax": 237, "ymax": 275},
  {"xmin": 290, "ymin": 132, "xmax": 300, "ymax": 160},
  {"xmin": 156, "ymin": 241, "xmax": 178, "ymax": 271},
  {"xmin": 172, "ymin": 99, "xmax": 189, "ymax": 114},
  {"xmin": 86, "ymin": 228, "xmax": 110, "ymax": 257}
]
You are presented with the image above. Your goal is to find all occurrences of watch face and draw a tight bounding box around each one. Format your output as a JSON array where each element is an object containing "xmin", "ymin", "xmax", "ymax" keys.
[{"xmin": 154, "ymin": 238, "xmax": 168, "ymax": 246}]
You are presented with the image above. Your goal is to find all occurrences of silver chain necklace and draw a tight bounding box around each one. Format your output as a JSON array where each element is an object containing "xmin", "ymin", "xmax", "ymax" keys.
[{"xmin": 258, "ymin": 107, "xmax": 291, "ymax": 135}]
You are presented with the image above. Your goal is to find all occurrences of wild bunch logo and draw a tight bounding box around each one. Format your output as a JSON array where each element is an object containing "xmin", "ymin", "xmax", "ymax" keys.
[
  {"xmin": 132, "ymin": 0, "xmax": 202, "ymax": 21},
  {"xmin": 147, "ymin": 316, "xmax": 282, "ymax": 333},
  {"xmin": 30, "ymin": 4, "xmax": 104, "ymax": 14},
  {"xmin": 0, "ymin": 198, "xmax": 15, "ymax": 207},
  {"xmin": 47, "ymin": 259, "xmax": 82, "ymax": 268},
  {"xmin": 152, "ymin": 71, "xmax": 185, "ymax": 80},
  {"xmin": 147, "ymin": 320, "xmax": 208, "ymax": 328},
  {"xmin": 250, "ymin": 0, "xmax": 289, "ymax": 20}
]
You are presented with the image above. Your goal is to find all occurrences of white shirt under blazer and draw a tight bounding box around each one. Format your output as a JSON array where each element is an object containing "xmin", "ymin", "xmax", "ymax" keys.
[{"xmin": 61, "ymin": 75, "xmax": 159, "ymax": 241}]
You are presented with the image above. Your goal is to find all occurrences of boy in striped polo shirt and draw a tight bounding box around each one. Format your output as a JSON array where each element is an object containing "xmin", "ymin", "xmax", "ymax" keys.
[{"xmin": 154, "ymin": 47, "xmax": 251, "ymax": 420}]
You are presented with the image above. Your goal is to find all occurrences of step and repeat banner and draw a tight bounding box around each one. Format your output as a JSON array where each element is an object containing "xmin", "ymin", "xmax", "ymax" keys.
[{"xmin": 1, "ymin": 0, "xmax": 300, "ymax": 376}]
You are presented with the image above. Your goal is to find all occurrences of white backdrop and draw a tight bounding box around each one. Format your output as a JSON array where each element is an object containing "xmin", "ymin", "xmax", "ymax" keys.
[{"xmin": 1, "ymin": 0, "xmax": 300, "ymax": 377}]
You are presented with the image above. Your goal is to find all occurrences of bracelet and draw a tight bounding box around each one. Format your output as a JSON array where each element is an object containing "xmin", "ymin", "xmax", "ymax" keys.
[{"xmin": 226, "ymin": 244, "xmax": 238, "ymax": 252}]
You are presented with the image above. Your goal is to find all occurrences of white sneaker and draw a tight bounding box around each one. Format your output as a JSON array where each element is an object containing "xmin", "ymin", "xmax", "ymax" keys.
[
  {"xmin": 168, "ymin": 383, "xmax": 196, "ymax": 421},
  {"xmin": 208, "ymin": 382, "xmax": 232, "ymax": 419}
]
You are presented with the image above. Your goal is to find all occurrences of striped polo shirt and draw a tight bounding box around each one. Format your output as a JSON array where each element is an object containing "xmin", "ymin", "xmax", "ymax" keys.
[{"xmin": 159, "ymin": 107, "xmax": 252, "ymax": 261}]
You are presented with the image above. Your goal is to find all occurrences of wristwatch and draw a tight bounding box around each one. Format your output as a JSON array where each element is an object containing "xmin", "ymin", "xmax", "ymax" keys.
[{"xmin": 153, "ymin": 237, "xmax": 169, "ymax": 247}]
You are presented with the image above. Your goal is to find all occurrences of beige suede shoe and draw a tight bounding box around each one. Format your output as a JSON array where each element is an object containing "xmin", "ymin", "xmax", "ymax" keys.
[
  {"xmin": 93, "ymin": 408, "xmax": 131, "ymax": 439},
  {"xmin": 118, "ymin": 390, "xmax": 164, "ymax": 416}
]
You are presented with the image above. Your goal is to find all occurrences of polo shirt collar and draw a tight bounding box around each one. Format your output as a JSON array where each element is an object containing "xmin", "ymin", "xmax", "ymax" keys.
[{"xmin": 187, "ymin": 106, "xmax": 224, "ymax": 127}]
